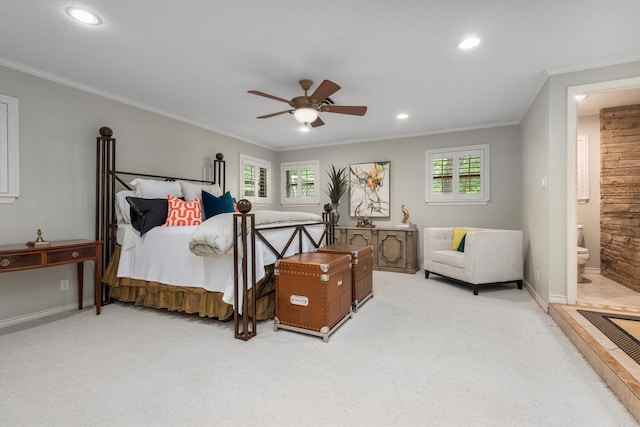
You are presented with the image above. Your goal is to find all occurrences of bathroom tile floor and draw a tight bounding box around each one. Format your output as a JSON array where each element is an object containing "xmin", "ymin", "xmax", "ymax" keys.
[
  {"xmin": 577, "ymin": 273, "xmax": 640, "ymax": 308},
  {"xmin": 551, "ymin": 273, "xmax": 640, "ymax": 423}
]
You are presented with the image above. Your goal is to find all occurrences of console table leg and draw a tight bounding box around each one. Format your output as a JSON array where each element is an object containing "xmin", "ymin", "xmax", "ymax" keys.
[{"xmin": 77, "ymin": 262, "xmax": 84, "ymax": 310}]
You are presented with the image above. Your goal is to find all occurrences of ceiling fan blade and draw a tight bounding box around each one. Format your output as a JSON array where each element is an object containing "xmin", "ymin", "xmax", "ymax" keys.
[
  {"xmin": 248, "ymin": 90, "xmax": 292, "ymax": 105},
  {"xmin": 257, "ymin": 110, "xmax": 292, "ymax": 119},
  {"xmin": 309, "ymin": 80, "xmax": 341, "ymax": 103},
  {"xmin": 320, "ymin": 105, "xmax": 367, "ymax": 116},
  {"xmin": 310, "ymin": 117, "xmax": 325, "ymax": 128}
]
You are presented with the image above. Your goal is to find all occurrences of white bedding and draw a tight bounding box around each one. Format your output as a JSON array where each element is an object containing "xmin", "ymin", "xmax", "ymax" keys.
[
  {"xmin": 117, "ymin": 225, "xmax": 238, "ymax": 302},
  {"xmin": 116, "ymin": 211, "xmax": 326, "ymax": 307},
  {"xmin": 189, "ymin": 210, "xmax": 324, "ymax": 256}
]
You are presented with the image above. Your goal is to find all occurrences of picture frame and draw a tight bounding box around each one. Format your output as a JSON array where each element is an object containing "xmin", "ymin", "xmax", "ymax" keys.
[{"xmin": 349, "ymin": 161, "xmax": 391, "ymax": 218}]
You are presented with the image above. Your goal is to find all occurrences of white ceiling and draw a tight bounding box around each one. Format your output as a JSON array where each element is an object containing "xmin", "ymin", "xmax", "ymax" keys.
[
  {"xmin": 577, "ymin": 88, "xmax": 640, "ymax": 116},
  {"xmin": 1, "ymin": 1, "xmax": 639, "ymax": 151}
]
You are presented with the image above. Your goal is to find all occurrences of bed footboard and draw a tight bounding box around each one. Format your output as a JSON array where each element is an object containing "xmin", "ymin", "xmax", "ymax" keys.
[{"xmin": 232, "ymin": 201, "xmax": 335, "ymax": 340}]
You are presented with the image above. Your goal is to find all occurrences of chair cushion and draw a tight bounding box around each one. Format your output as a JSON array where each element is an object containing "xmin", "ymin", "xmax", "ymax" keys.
[{"xmin": 432, "ymin": 250, "xmax": 465, "ymax": 268}]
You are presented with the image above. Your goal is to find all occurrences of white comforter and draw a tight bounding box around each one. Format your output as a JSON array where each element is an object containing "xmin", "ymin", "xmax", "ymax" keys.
[
  {"xmin": 116, "ymin": 210, "xmax": 325, "ymax": 310},
  {"xmin": 117, "ymin": 224, "xmax": 274, "ymax": 309},
  {"xmin": 117, "ymin": 224, "xmax": 236, "ymax": 296},
  {"xmin": 189, "ymin": 210, "xmax": 324, "ymax": 256}
]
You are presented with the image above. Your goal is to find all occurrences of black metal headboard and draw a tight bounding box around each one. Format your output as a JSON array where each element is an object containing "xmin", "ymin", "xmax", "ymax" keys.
[{"xmin": 95, "ymin": 126, "xmax": 226, "ymax": 272}]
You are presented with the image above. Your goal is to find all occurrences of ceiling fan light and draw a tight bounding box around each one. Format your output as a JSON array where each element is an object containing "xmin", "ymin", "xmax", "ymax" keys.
[{"xmin": 293, "ymin": 107, "xmax": 319, "ymax": 124}]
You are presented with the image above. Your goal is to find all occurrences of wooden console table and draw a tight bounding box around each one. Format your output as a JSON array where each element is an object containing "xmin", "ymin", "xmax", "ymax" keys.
[
  {"xmin": 0, "ymin": 240, "xmax": 102, "ymax": 313},
  {"xmin": 334, "ymin": 225, "xmax": 419, "ymax": 274}
]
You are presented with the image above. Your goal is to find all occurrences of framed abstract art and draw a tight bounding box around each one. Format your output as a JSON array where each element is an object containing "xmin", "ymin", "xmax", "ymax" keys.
[{"xmin": 349, "ymin": 161, "xmax": 391, "ymax": 218}]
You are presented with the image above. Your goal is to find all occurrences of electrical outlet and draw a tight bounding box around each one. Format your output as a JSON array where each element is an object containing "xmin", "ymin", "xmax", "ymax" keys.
[
  {"xmin": 536, "ymin": 270, "xmax": 541, "ymax": 283},
  {"xmin": 60, "ymin": 279, "xmax": 69, "ymax": 291}
]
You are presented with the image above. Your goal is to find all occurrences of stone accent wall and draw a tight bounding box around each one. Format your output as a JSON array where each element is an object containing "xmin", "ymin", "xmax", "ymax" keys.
[{"xmin": 600, "ymin": 104, "xmax": 640, "ymax": 290}]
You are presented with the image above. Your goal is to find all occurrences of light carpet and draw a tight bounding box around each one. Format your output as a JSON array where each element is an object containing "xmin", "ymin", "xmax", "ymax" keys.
[{"xmin": 0, "ymin": 272, "xmax": 636, "ymax": 427}]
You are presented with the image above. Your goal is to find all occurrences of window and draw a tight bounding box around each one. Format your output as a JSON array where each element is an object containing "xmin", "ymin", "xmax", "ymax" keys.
[
  {"xmin": 281, "ymin": 160, "xmax": 319, "ymax": 205},
  {"xmin": 239, "ymin": 154, "xmax": 271, "ymax": 204},
  {"xmin": 0, "ymin": 94, "xmax": 19, "ymax": 204},
  {"xmin": 425, "ymin": 144, "xmax": 489, "ymax": 204}
]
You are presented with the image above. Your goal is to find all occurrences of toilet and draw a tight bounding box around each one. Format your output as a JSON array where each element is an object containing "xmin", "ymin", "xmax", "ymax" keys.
[{"xmin": 577, "ymin": 224, "xmax": 590, "ymax": 283}]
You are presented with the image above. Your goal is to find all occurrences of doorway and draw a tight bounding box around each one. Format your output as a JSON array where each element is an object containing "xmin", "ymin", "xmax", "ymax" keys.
[{"xmin": 566, "ymin": 77, "xmax": 640, "ymax": 305}]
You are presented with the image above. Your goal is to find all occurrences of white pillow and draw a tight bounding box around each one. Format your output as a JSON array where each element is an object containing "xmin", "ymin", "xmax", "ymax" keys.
[
  {"xmin": 179, "ymin": 180, "xmax": 223, "ymax": 202},
  {"xmin": 130, "ymin": 178, "xmax": 182, "ymax": 199},
  {"xmin": 114, "ymin": 190, "xmax": 136, "ymax": 224}
]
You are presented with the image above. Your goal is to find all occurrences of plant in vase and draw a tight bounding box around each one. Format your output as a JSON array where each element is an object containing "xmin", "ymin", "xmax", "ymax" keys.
[{"xmin": 324, "ymin": 164, "xmax": 348, "ymax": 224}]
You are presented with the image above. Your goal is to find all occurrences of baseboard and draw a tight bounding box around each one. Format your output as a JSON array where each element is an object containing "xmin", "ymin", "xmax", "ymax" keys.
[
  {"xmin": 584, "ymin": 267, "xmax": 601, "ymax": 275},
  {"xmin": 0, "ymin": 298, "xmax": 94, "ymax": 329},
  {"xmin": 549, "ymin": 294, "xmax": 568, "ymax": 305},
  {"xmin": 524, "ymin": 280, "xmax": 549, "ymax": 312}
]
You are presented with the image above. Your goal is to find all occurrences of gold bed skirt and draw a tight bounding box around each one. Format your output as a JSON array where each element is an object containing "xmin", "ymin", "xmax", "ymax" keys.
[{"xmin": 103, "ymin": 245, "xmax": 274, "ymax": 320}]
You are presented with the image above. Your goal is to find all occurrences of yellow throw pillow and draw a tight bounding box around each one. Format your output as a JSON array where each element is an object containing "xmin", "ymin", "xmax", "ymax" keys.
[
  {"xmin": 452, "ymin": 228, "xmax": 486, "ymax": 251},
  {"xmin": 451, "ymin": 228, "xmax": 468, "ymax": 251}
]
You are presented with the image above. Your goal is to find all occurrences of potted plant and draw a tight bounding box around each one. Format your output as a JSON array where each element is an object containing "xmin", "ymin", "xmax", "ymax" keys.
[{"xmin": 324, "ymin": 164, "xmax": 348, "ymax": 223}]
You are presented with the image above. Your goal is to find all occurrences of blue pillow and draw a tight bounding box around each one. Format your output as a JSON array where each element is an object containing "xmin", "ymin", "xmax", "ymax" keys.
[
  {"xmin": 456, "ymin": 234, "xmax": 466, "ymax": 252},
  {"xmin": 202, "ymin": 190, "xmax": 235, "ymax": 220}
]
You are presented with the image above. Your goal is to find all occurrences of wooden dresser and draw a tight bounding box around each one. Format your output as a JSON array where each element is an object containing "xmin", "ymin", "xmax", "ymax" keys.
[
  {"xmin": 0, "ymin": 240, "xmax": 102, "ymax": 313},
  {"xmin": 334, "ymin": 225, "xmax": 419, "ymax": 274}
]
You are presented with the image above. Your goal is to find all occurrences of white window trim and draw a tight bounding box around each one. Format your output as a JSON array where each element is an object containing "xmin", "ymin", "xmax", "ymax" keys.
[
  {"xmin": 0, "ymin": 93, "xmax": 19, "ymax": 204},
  {"xmin": 281, "ymin": 160, "xmax": 320, "ymax": 206},
  {"xmin": 239, "ymin": 154, "xmax": 271, "ymax": 205},
  {"xmin": 425, "ymin": 144, "xmax": 490, "ymax": 205}
]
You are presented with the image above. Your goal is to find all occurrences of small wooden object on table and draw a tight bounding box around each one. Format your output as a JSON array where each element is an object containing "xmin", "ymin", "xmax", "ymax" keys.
[
  {"xmin": 26, "ymin": 228, "xmax": 51, "ymax": 248},
  {"xmin": 317, "ymin": 244, "xmax": 373, "ymax": 312},
  {"xmin": 274, "ymin": 252, "xmax": 352, "ymax": 342},
  {"xmin": 0, "ymin": 240, "xmax": 103, "ymax": 313}
]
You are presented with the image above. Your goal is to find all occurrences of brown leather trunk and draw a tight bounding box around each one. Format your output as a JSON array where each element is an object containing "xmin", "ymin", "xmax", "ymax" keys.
[
  {"xmin": 275, "ymin": 252, "xmax": 352, "ymax": 340},
  {"xmin": 318, "ymin": 244, "xmax": 373, "ymax": 311}
]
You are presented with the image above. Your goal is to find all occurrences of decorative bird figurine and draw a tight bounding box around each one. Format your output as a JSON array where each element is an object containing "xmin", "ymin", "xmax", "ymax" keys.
[{"xmin": 401, "ymin": 205, "xmax": 411, "ymax": 224}]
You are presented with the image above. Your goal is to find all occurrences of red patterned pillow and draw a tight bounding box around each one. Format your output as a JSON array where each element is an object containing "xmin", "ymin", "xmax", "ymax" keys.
[{"xmin": 165, "ymin": 195, "xmax": 202, "ymax": 226}]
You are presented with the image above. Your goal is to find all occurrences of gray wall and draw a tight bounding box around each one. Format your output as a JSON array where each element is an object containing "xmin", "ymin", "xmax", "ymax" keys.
[
  {"xmin": 0, "ymin": 62, "xmax": 522, "ymax": 324},
  {"xmin": 279, "ymin": 126, "xmax": 523, "ymax": 259},
  {"xmin": 520, "ymin": 60, "xmax": 640, "ymax": 306},
  {"xmin": 0, "ymin": 65, "xmax": 275, "ymax": 324},
  {"xmin": 3, "ymin": 59, "xmax": 638, "ymax": 325},
  {"xmin": 519, "ymin": 80, "xmax": 550, "ymax": 306},
  {"xmin": 546, "ymin": 62, "xmax": 640, "ymax": 301}
]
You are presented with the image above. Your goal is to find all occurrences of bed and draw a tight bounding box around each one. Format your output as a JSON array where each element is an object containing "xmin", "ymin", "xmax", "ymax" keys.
[{"xmin": 95, "ymin": 127, "xmax": 332, "ymax": 339}]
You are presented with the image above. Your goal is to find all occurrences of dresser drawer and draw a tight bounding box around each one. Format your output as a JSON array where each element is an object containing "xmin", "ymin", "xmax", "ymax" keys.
[
  {"xmin": 47, "ymin": 245, "xmax": 97, "ymax": 265},
  {"xmin": 0, "ymin": 253, "xmax": 43, "ymax": 271}
]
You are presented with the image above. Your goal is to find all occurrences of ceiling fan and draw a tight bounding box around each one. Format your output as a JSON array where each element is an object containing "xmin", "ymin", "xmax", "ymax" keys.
[{"xmin": 248, "ymin": 79, "xmax": 367, "ymax": 128}]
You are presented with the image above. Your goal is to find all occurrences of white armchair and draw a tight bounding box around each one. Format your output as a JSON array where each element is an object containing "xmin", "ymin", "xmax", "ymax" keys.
[{"xmin": 423, "ymin": 227, "xmax": 523, "ymax": 295}]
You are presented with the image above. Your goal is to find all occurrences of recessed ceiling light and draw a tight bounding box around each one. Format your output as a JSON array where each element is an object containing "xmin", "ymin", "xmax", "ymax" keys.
[
  {"xmin": 66, "ymin": 7, "xmax": 102, "ymax": 25},
  {"xmin": 397, "ymin": 113, "xmax": 409, "ymax": 120},
  {"xmin": 458, "ymin": 37, "xmax": 480, "ymax": 50},
  {"xmin": 574, "ymin": 94, "xmax": 588, "ymax": 101}
]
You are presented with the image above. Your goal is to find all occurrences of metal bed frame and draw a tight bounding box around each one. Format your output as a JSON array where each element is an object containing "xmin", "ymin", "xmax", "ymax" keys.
[{"xmin": 95, "ymin": 127, "xmax": 333, "ymax": 340}]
